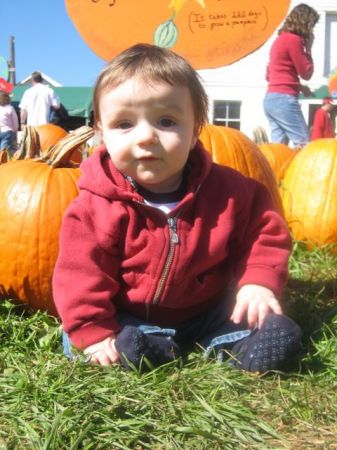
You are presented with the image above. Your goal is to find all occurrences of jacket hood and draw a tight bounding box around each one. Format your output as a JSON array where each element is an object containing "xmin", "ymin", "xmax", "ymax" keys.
[{"xmin": 77, "ymin": 140, "xmax": 213, "ymax": 201}]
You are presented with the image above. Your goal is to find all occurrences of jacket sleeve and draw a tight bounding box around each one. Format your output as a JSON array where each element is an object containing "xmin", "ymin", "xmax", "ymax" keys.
[
  {"xmin": 52, "ymin": 197, "xmax": 122, "ymax": 349},
  {"xmin": 231, "ymin": 179, "xmax": 292, "ymax": 299},
  {"xmin": 288, "ymin": 34, "xmax": 314, "ymax": 80}
]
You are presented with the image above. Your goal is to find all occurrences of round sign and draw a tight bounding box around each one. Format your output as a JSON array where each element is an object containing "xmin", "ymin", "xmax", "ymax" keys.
[{"xmin": 65, "ymin": 0, "xmax": 290, "ymax": 68}]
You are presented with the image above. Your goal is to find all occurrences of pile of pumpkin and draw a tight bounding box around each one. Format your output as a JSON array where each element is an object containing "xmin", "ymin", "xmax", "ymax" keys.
[{"xmin": 0, "ymin": 123, "xmax": 336, "ymax": 315}]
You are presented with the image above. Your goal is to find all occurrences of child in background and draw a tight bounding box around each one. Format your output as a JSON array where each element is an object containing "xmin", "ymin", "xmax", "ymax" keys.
[
  {"xmin": 53, "ymin": 44, "xmax": 301, "ymax": 373},
  {"xmin": 311, "ymin": 97, "xmax": 335, "ymax": 140},
  {"xmin": 0, "ymin": 91, "xmax": 18, "ymax": 154}
]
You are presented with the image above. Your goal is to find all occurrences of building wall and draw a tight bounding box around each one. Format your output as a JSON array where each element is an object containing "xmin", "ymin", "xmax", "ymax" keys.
[{"xmin": 198, "ymin": 0, "xmax": 337, "ymax": 141}]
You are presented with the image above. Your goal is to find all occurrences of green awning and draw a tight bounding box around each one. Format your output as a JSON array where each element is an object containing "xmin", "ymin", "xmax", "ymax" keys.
[
  {"xmin": 299, "ymin": 84, "xmax": 329, "ymax": 100},
  {"xmin": 12, "ymin": 86, "xmax": 93, "ymax": 119}
]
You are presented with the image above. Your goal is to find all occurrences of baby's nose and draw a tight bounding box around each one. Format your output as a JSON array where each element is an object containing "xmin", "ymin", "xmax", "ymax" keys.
[{"xmin": 135, "ymin": 122, "xmax": 158, "ymax": 146}]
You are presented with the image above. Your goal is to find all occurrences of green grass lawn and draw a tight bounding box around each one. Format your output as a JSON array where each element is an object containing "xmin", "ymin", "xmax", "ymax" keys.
[{"xmin": 0, "ymin": 243, "xmax": 337, "ymax": 450}]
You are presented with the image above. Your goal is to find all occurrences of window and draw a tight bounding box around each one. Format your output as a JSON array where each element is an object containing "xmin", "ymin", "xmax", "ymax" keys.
[
  {"xmin": 324, "ymin": 13, "xmax": 337, "ymax": 77},
  {"xmin": 212, "ymin": 100, "xmax": 241, "ymax": 130}
]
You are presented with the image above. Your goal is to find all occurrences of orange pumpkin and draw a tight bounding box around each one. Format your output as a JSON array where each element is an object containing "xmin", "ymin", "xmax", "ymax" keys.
[
  {"xmin": 199, "ymin": 124, "xmax": 283, "ymax": 214},
  {"xmin": 0, "ymin": 126, "xmax": 94, "ymax": 314},
  {"xmin": 14, "ymin": 125, "xmax": 84, "ymax": 165},
  {"xmin": 281, "ymin": 138, "xmax": 337, "ymax": 251},
  {"xmin": 258, "ymin": 143, "xmax": 297, "ymax": 183},
  {"xmin": 36, "ymin": 124, "xmax": 68, "ymax": 151},
  {"xmin": 36, "ymin": 125, "xmax": 84, "ymax": 164}
]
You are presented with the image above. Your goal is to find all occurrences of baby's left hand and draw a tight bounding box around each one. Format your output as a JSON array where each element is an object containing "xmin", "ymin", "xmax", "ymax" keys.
[{"xmin": 230, "ymin": 284, "xmax": 283, "ymax": 329}]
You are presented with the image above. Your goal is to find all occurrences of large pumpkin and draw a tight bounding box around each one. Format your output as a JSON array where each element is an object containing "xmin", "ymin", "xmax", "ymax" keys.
[
  {"xmin": 281, "ymin": 138, "xmax": 337, "ymax": 251},
  {"xmin": 199, "ymin": 124, "xmax": 283, "ymax": 214},
  {"xmin": 0, "ymin": 126, "xmax": 94, "ymax": 314},
  {"xmin": 258, "ymin": 143, "xmax": 297, "ymax": 183}
]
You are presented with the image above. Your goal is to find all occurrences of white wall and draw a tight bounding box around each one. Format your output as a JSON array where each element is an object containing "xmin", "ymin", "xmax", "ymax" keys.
[{"xmin": 197, "ymin": 0, "xmax": 337, "ymax": 140}]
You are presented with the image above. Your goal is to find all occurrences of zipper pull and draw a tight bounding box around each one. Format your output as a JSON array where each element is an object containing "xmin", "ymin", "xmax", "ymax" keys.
[{"xmin": 168, "ymin": 217, "xmax": 179, "ymax": 244}]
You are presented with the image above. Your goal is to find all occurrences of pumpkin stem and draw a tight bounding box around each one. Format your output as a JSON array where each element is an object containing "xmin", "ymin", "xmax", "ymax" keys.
[
  {"xmin": 252, "ymin": 126, "xmax": 269, "ymax": 144},
  {"xmin": 14, "ymin": 126, "xmax": 41, "ymax": 159},
  {"xmin": 38, "ymin": 126, "xmax": 95, "ymax": 168},
  {"xmin": 0, "ymin": 150, "xmax": 10, "ymax": 163}
]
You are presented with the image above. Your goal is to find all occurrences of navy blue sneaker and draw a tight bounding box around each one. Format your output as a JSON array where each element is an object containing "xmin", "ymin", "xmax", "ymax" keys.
[
  {"xmin": 231, "ymin": 314, "xmax": 302, "ymax": 373},
  {"xmin": 115, "ymin": 325, "xmax": 181, "ymax": 372}
]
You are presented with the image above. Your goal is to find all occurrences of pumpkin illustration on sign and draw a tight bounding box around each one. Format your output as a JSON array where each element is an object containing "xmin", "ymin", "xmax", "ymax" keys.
[
  {"xmin": 154, "ymin": 0, "xmax": 205, "ymax": 48},
  {"xmin": 65, "ymin": 0, "xmax": 291, "ymax": 69}
]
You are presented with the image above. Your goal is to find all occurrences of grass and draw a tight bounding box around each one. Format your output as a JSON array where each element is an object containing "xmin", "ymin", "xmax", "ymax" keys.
[{"xmin": 0, "ymin": 243, "xmax": 337, "ymax": 449}]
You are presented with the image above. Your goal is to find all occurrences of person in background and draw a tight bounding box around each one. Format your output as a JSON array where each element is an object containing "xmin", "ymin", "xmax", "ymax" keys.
[
  {"xmin": 53, "ymin": 43, "xmax": 301, "ymax": 374},
  {"xmin": 311, "ymin": 97, "xmax": 335, "ymax": 140},
  {"xmin": 19, "ymin": 71, "xmax": 60, "ymax": 127},
  {"xmin": 263, "ymin": 4, "xmax": 319, "ymax": 148},
  {"xmin": 0, "ymin": 91, "xmax": 19, "ymax": 154}
]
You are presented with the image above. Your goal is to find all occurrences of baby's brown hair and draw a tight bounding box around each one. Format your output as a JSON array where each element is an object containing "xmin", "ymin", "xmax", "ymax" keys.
[{"xmin": 93, "ymin": 43, "xmax": 208, "ymax": 134}]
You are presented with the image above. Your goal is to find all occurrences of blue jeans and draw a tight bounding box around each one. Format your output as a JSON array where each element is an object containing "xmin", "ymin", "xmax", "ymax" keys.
[
  {"xmin": 0, "ymin": 130, "xmax": 15, "ymax": 152},
  {"xmin": 263, "ymin": 93, "xmax": 309, "ymax": 147},
  {"xmin": 62, "ymin": 306, "xmax": 301, "ymax": 371},
  {"xmin": 62, "ymin": 295, "xmax": 252, "ymax": 362}
]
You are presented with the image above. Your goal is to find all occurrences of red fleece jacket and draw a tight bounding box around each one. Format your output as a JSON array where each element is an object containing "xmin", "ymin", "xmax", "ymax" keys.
[
  {"xmin": 311, "ymin": 108, "xmax": 335, "ymax": 140},
  {"xmin": 266, "ymin": 32, "xmax": 314, "ymax": 96},
  {"xmin": 52, "ymin": 142, "xmax": 292, "ymax": 349}
]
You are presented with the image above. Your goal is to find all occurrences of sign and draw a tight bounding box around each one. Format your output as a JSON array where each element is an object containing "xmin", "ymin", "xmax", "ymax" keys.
[{"xmin": 65, "ymin": 0, "xmax": 290, "ymax": 69}]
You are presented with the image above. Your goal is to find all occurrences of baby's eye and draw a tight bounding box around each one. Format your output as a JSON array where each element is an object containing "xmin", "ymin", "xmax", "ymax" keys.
[
  {"xmin": 116, "ymin": 121, "xmax": 133, "ymax": 129},
  {"xmin": 158, "ymin": 118, "xmax": 176, "ymax": 128}
]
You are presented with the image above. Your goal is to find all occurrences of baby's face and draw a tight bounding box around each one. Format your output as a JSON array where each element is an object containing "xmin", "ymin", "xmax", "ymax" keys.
[{"xmin": 97, "ymin": 77, "xmax": 198, "ymax": 193}]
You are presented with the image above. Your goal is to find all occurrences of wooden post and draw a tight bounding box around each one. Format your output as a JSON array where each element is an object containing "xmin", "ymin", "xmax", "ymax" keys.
[{"xmin": 8, "ymin": 35, "xmax": 16, "ymax": 85}]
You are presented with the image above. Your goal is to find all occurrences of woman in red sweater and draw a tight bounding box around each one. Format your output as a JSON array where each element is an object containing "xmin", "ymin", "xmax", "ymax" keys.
[{"xmin": 263, "ymin": 4, "xmax": 319, "ymax": 148}]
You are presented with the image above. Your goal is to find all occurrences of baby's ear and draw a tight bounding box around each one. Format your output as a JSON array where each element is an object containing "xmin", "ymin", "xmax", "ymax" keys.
[
  {"xmin": 95, "ymin": 121, "xmax": 104, "ymax": 140},
  {"xmin": 191, "ymin": 126, "xmax": 199, "ymax": 149},
  {"xmin": 95, "ymin": 120, "xmax": 102, "ymax": 133}
]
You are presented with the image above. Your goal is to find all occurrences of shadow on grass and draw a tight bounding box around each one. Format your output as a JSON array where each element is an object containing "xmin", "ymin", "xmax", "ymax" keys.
[{"xmin": 283, "ymin": 276, "xmax": 337, "ymax": 374}]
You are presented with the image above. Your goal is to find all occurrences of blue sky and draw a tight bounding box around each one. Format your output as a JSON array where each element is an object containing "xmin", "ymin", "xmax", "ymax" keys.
[{"xmin": 0, "ymin": 0, "xmax": 105, "ymax": 86}]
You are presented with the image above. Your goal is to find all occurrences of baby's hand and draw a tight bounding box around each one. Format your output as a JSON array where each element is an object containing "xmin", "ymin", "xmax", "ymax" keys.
[
  {"xmin": 230, "ymin": 284, "xmax": 283, "ymax": 329},
  {"xmin": 83, "ymin": 335, "xmax": 119, "ymax": 366}
]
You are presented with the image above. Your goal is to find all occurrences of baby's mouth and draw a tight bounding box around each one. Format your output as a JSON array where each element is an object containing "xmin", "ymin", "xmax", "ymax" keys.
[{"xmin": 138, "ymin": 156, "xmax": 158, "ymax": 161}]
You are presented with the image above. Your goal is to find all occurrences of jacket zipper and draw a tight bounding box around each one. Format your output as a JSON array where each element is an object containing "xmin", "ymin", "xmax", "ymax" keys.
[
  {"xmin": 133, "ymin": 188, "xmax": 201, "ymax": 320},
  {"xmin": 144, "ymin": 216, "xmax": 179, "ymax": 320},
  {"xmin": 153, "ymin": 216, "xmax": 180, "ymax": 303}
]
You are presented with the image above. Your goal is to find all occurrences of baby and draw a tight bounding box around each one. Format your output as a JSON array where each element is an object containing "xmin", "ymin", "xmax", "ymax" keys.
[{"xmin": 53, "ymin": 43, "xmax": 301, "ymax": 373}]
